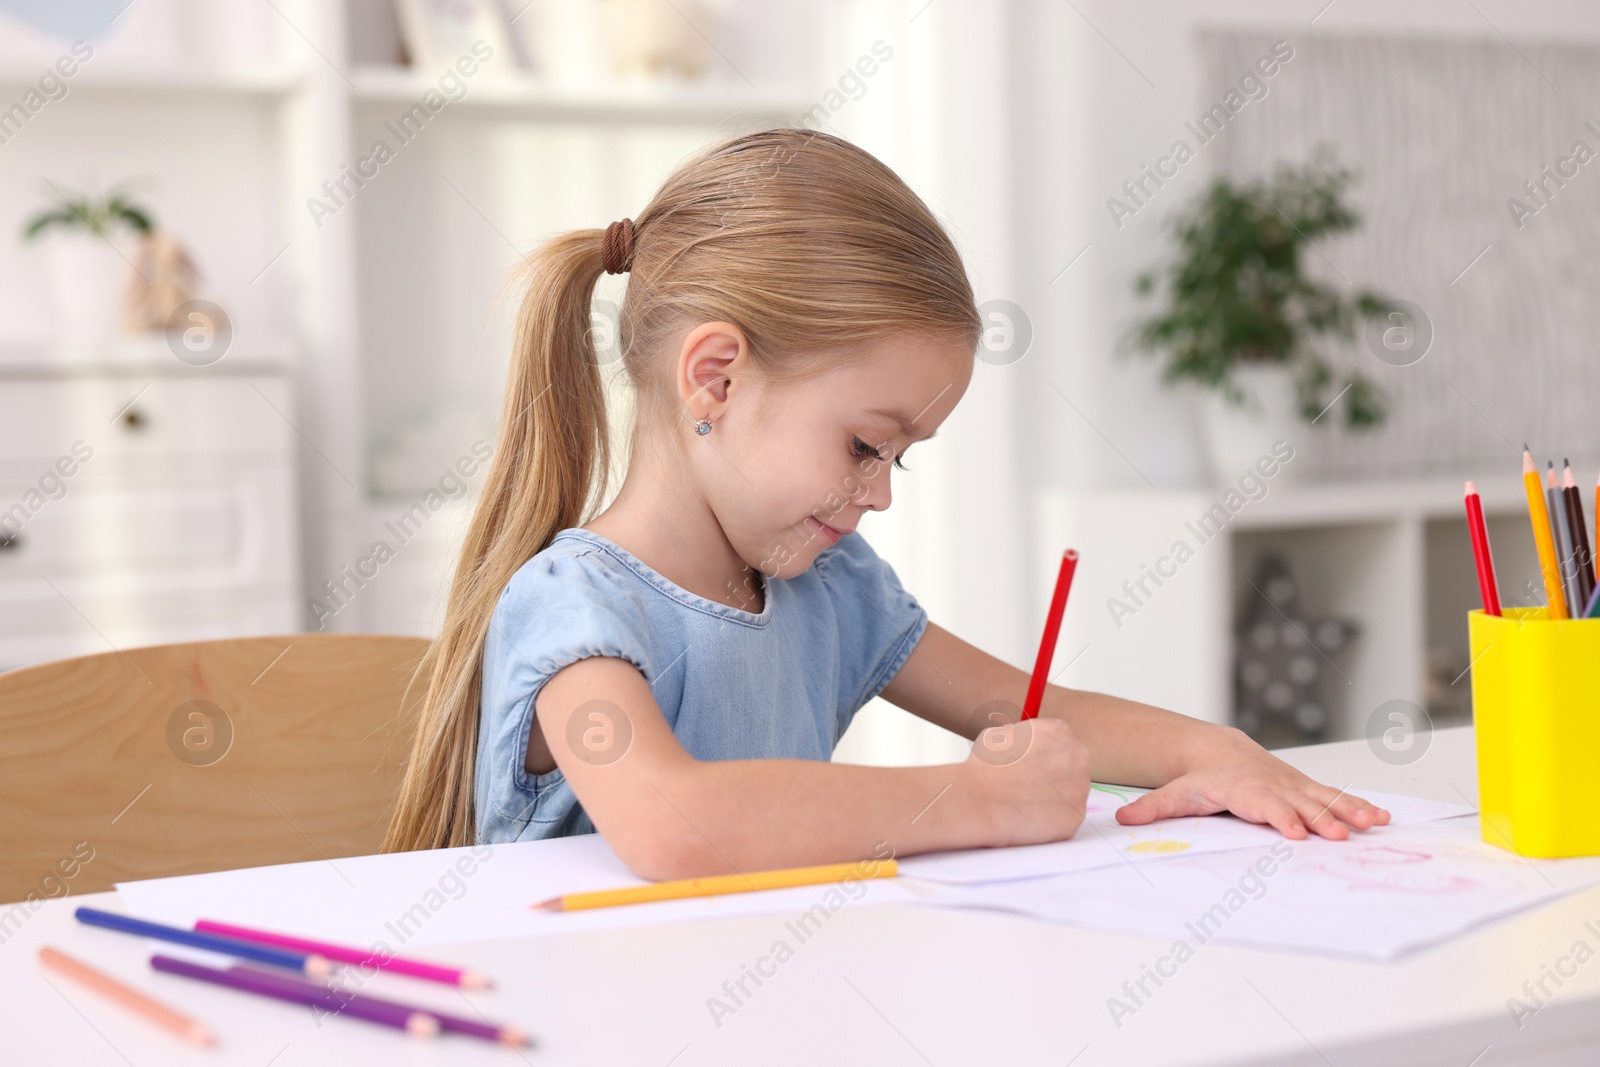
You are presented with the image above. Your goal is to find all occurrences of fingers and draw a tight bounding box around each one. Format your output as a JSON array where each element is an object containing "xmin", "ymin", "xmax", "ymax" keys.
[
  {"xmin": 1328, "ymin": 791, "xmax": 1391, "ymax": 828},
  {"xmin": 1303, "ymin": 786, "xmax": 1391, "ymax": 835},
  {"xmin": 1112, "ymin": 790, "xmax": 1163, "ymax": 826},
  {"xmin": 1289, "ymin": 792, "xmax": 1350, "ymax": 840},
  {"xmin": 1113, "ymin": 782, "xmax": 1216, "ymax": 826},
  {"xmin": 1286, "ymin": 786, "xmax": 1394, "ymax": 839},
  {"xmin": 1252, "ymin": 792, "xmax": 1308, "ymax": 839}
]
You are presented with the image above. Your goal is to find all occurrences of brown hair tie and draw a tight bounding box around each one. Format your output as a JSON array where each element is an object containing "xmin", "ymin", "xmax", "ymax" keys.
[{"xmin": 602, "ymin": 218, "xmax": 635, "ymax": 275}]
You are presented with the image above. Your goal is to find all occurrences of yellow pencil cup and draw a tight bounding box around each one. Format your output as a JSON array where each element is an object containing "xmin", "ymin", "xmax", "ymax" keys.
[{"xmin": 1470, "ymin": 607, "xmax": 1600, "ymax": 858}]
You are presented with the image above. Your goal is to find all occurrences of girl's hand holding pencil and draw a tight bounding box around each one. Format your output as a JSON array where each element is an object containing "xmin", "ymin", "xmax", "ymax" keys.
[{"xmin": 962, "ymin": 716, "xmax": 1094, "ymax": 844}]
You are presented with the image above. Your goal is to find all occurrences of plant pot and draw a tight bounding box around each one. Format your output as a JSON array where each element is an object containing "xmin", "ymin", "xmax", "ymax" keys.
[
  {"xmin": 1195, "ymin": 363, "xmax": 1311, "ymax": 483},
  {"xmin": 40, "ymin": 230, "xmax": 136, "ymax": 353}
]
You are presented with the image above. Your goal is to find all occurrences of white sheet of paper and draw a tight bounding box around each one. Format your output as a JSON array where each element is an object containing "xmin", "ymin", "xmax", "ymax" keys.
[
  {"xmin": 116, "ymin": 833, "xmax": 915, "ymax": 950},
  {"xmin": 897, "ymin": 785, "xmax": 1474, "ymax": 886},
  {"xmin": 915, "ymin": 818, "xmax": 1600, "ymax": 960}
]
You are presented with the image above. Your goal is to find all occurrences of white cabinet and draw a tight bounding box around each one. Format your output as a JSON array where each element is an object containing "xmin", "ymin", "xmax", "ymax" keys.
[{"xmin": 0, "ymin": 364, "xmax": 300, "ymax": 671}]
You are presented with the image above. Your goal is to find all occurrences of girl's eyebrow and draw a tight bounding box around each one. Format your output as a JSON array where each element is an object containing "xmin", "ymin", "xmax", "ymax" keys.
[{"xmin": 864, "ymin": 408, "xmax": 938, "ymax": 441}]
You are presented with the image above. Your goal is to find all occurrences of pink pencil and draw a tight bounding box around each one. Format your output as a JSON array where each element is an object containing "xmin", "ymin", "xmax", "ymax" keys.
[{"xmin": 194, "ymin": 920, "xmax": 491, "ymax": 989}]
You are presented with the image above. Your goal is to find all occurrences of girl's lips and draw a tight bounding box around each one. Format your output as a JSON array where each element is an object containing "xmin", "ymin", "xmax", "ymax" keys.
[{"xmin": 806, "ymin": 516, "xmax": 844, "ymax": 543}]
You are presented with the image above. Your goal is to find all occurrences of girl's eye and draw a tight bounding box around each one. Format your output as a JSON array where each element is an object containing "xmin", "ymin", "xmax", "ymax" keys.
[{"xmin": 851, "ymin": 436, "xmax": 910, "ymax": 472}]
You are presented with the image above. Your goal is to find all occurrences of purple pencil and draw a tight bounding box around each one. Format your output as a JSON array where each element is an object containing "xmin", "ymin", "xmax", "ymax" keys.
[
  {"xmin": 224, "ymin": 964, "xmax": 532, "ymax": 1047},
  {"xmin": 150, "ymin": 955, "xmax": 439, "ymax": 1039}
]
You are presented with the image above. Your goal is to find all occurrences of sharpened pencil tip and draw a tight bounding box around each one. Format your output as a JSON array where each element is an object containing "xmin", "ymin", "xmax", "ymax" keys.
[
  {"xmin": 531, "ymin": 898, "xmax": 564, "ymax": 912},
  {"xmin": 1465, "ymin": 480, "xmax": 1477, "ymax": 495},
  {"xmin": 458, "ymin": 969, "xmax": 493, "ymax": 989}
]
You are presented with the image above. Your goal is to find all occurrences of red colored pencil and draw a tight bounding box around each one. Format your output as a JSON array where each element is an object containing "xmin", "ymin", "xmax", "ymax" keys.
[
  {"xmin": 1021, "ymin": 549, "xmax": 1079, "ymax": 720},
  {"xmin": 1464, "ymin": 481, "xmax": 1501, "ymax": 617}
]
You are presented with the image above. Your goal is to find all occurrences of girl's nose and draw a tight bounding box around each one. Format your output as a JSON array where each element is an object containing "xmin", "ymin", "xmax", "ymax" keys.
[{"xmin": 863, "ymin": 463, "xmax": 892, "ymax": 511}]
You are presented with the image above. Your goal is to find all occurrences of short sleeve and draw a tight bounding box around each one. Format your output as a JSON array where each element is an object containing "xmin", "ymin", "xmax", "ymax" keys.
[
  {"xmin": 812, "ymin": 532, "xmax": 929, "ymax": 731},
  {"xmin": 476, "ymin": 546, "xmax": 654, "ymax": 819}
]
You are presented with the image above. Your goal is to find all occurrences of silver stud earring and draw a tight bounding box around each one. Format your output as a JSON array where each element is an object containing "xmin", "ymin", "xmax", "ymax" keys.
[{"xmin": 694, "ymin": 416, "xmax": 713, "ymax": 436}]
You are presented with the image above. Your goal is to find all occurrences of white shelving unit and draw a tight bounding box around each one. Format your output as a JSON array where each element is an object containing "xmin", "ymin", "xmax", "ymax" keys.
[
  {"xmin": 1038, "ymin": 472, "xmax": 1557, "ymax": 748},
  {"xmin": 0, "ymin": 1, "xmax": 817, "ymax": 654},
  {"xmin": 349, "ymin": 66, "xmax": 811, "ymax": 122}
]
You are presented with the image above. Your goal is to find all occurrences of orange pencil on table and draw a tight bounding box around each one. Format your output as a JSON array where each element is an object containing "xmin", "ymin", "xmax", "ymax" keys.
[
  {"xmin": 534, "ymin": 859, "xmax": 897, "ymax": 912},
  {"xmin": 39, "ymin": 946, "xmax": 216, "ymax": 1047},
  {"xmin": 1021, "ymin": 549, "xmax": 1079, "ymax": 721},
  {"xmin": 1523, "ymin": 445, "xmax": 1568, "ymax": 619}
]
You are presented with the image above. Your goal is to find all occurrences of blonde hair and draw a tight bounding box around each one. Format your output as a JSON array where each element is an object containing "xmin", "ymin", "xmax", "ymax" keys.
[{"xmin": 383, "ymin": 128, "xmax": 980, "ymax": 852}]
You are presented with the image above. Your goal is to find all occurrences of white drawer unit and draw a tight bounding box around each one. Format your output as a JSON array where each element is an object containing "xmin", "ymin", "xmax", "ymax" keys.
[{"xmin": 0, "ymin": 364, "xmax": 301, "ymax": 673}]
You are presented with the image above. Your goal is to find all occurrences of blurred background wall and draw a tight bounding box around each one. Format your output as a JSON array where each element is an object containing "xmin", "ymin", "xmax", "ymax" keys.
[{"xmin": 0, "ymin": 0, "xmax": 1592, "ymax": 764}]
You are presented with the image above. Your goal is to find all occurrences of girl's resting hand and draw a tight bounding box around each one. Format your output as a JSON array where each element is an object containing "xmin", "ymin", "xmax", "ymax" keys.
[{"xmin": 1112, "ymin": 727, "xmax": 1391, "ymax": 840}]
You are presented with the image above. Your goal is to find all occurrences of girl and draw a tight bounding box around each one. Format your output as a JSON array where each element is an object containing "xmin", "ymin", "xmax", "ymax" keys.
[{"xmin": 383, "ymin": 129, "xmax": 1388, "ymax": 875}]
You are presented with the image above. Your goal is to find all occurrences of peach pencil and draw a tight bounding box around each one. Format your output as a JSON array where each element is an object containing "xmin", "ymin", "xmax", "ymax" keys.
[{"xmin": 39, "ymin": 947, "xmax": 216, "ymax": 1047}]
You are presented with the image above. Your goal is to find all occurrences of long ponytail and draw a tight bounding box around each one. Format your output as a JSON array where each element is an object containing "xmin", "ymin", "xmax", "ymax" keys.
[{"xmin": 383, "ymin": 232, "xmax": 612, "ymax": 851}]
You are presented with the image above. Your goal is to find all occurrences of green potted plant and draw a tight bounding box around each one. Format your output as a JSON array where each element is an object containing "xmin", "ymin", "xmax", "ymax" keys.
[
  {"xmin": 21, "ymin": 182, "xmax": 154, "ymax": 350},
  {"xmin": 1124, "ymin": 147, "xmax": 1389, "ymax": 480}
]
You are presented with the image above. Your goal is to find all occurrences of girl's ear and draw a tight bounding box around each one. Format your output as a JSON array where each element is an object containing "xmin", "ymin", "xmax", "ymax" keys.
[{"xmin": 677, "ymin": 321, "xmax": 749, "ymax": 415}]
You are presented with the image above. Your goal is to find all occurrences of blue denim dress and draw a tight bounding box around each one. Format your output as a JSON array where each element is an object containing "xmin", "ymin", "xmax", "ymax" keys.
[{"xmin": 474, "ymin": 527, "xmax": 929, "ymax": 843}]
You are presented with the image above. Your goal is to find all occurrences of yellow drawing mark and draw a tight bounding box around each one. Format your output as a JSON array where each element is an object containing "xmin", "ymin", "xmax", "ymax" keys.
[{"xmin": 1127, "ymin": 840, "xmax": 1192, "ymax": 854}]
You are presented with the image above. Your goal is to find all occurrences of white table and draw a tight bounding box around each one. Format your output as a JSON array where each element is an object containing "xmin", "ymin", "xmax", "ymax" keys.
[{"xmin": 4, "ymin": 726, "xmax": 1599, "ymax": 1066}]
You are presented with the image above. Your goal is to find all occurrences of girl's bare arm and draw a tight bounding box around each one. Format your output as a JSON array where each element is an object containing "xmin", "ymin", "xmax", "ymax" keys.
[
  {"xmin": 534, "ymin": 654, "xmax": 1090, "ymax": 879},
  {"xmin": 879, "ymin": 622, "xmax": 1388, "ymax": 840}
]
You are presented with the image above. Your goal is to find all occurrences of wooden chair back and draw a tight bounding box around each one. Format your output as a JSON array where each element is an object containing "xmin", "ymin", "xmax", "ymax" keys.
[{"xmin": 0, "ymin": 634, "xmax": 430, "ymax": 904}]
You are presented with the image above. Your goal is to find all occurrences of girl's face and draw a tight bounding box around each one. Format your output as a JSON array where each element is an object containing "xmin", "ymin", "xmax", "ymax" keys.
[{"xmin": 685, "ymin": 329, "xmax": 974, "ymax": 581}]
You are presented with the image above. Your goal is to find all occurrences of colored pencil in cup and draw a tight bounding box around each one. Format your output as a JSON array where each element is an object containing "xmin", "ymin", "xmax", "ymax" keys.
[
  {"xmin": 75, "ymin": 907, "xmax": 333, "ymax": 978},
  {"xmin": 533, "ymin": 858, "xmax": 897, "ymax": 912},
  {"xmin": 1463, "ymin": 481, "xmax": 1501, "ymax": 617},
  {"xmin": 39, "ymin": 946, "xmax": 216, "ymax": 1047},
  {"xmin": 220, "ymin": 964, "xmax": 531, "ymax": 1046},
  {"xmin": 1562, "ymin": 460, "xmax": 1596, "ymax": 610},
  {"xmin": 151, "ymin": 955, "xmax": 440, "ymax": 1039},
  {"xmin": 194, "ymin": 920, "xmax": 490, "ymax": 989},
  {"xmin": 1021, "ymin": 548, "xmax": 1079, "ymax": 721},
  {"xmin": 1523, "ymin": 446, "xmax": 1568, "ymax": 619},
  {"xmin": 1547, "ymin": 462, "xmax": 1582, "ymax": 617}
]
